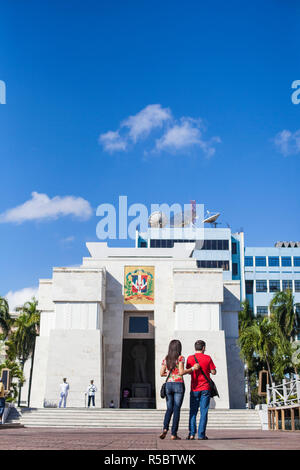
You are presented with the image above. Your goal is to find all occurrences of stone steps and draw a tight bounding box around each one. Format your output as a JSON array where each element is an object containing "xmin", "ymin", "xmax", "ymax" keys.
[{"xmin": 11, "ymin": 408, "xmax": 262, "ymax": 429}]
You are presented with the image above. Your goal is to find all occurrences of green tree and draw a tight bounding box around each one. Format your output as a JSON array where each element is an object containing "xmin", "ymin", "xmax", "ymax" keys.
[
  {"xmin": 0, "ymin": 360, "xmax": 25, "ymax": 402},
  {"xmin": 0, "ymin": 297, "xmax": 11, "ymax": 339},
  {"xmin": 270, "ymin": 289, "xmax": 298, "ymax": 376},
  {"xmin": 8, "ymin": 298, "xmax": 40, "ymax": 407},
  {"xmin": 19, "ymin": 298, "xmax": 40, "ymax": 406},
  {"xmin": 239, "ymin": 315, "xmax": 278, "ymax": 385},
  {"xmin": 238, "ymin": 300, "xmax": 255, "ymax": 408},
  {"xmin": 270, "ymin": 289, "xmax": 297, "ymax": 340}
]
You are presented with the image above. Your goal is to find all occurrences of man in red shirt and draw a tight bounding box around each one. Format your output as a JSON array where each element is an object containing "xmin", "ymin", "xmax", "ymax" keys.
[{"xmin": 186, "ymin": 340, "xmax": 216, "ymax": 440}]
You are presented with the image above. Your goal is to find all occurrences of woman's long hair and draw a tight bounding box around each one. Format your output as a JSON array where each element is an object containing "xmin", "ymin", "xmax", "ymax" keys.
[{"xmin": 165, "ymin": 339, "xmax": 182, "ymax": 371}]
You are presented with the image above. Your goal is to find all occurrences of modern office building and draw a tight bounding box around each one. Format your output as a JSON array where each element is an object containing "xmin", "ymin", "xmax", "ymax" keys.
[
  {"xmin": 137, "ymin": 227, "xmax": 300, "ymax": 323},
  {"xmin": 244, "ymin": 241, "xmax": 300, "ymax": 319},
  {"xmin": 137, "ymin": 227, "xmax": 245, "ymax": 299}
]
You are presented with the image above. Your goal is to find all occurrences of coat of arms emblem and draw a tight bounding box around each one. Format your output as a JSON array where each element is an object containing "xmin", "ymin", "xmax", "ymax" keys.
[{"xmin": 124, "ymin": 266, "xmax": 155, "ymax": 304}]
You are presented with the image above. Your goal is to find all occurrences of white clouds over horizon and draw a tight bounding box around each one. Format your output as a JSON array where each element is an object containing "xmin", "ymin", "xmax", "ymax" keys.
[
  {"xmin": 99, "ymin": 104, "xmax": 220, "ymax": 157},
  {"xmin": 5, "ymin": 286, "xmax": 39, "ymax": 312},
  {"xmin": 0, "ymin": 192, "xmax": 93, "ymax": 224},
  {"xmin": 274, "ymin": 129, "xmax": 300, "ymax": 157}
]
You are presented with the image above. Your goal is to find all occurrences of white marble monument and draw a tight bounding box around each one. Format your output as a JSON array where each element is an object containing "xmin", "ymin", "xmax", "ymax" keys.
[{"xmin": 30, "ymin": 242, "xmax": 245, "ymax": 410}]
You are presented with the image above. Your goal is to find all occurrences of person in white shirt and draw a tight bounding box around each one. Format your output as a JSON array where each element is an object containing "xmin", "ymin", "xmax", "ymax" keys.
[
  {"xmin": 86, "ymin": 380, "xmax": 97, "ymax": 408},
  {"xmin": 59, "ymin": 378, "xmax": 69, "ymax": 408}
]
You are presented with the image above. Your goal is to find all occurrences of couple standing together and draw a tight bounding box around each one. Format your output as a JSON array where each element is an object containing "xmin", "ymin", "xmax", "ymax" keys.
[{"xmin": 160, "ymin": 339, "xmax": 216, "ymax": 441}]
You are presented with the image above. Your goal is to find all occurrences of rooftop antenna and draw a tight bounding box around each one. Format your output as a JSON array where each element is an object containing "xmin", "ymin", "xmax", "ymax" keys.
[
  {"xmin": 191, "ymin": 200, "xmax": 196, "ymax": 225},
  {"xmin": 169, "ymin": 201, "xmax": 198, "ymax": 228}
]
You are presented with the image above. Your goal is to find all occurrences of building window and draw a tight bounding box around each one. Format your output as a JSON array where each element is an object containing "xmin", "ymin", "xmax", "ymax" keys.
[
  {"xmin": 294, "ymin": 257, "xmax": 300, "ymax": 267},
  {"xmin": 245, "ymin": 280, "xmax": 253, "ymax": 294},
  {"xmin": 232, "ymin": 263, "xmax": 238, "ymax": 276},
  {"xmin": 295, "ymin": 281, "xmax": 300, "ymax": 292},
  {"xmin": 257, "ymin": 306, "xmax": 268, "ymax": 316},
  {"xmin": 295, "ymin": 305, "xmax": 300, "ymax": 340},
  {"xmin": 199, "ymin": 239, "xmax": 229, "ymax": 250},
  {"xmin": 218, "ymin": 240, "xmax": 228, "ymax": 250},
  {"xmin": 140, "ymin": 241, "xmax": 147, "ymax": 248},
  {"xmin": 129, "ymin": 317, "xmax": 149, "ymax": 334},
  {"xmin": 196, "ymin": 260, "xmax": 229, "ymax": 270},
  {"xmin": 282, "ymin": 257, "xmax": 292, "ymax": 267},
  {"xmin": 207, "ymin": 261, "xmax": 217, "ymax": 268},
  {"xmin": 203, "ymin": 239, "xmax": 211, "ymax": 250},
  {"xmin": 268, "ymin": 257, "xmax": 279, "ymax": 267},
  {"xmin": 232, "ymin": 242, "xmax": 237, "ymax": 255},
  {"xmin": 283, "ymin": 280, "xmax": 293, "ymax": 291},
  {"xmin": 219, "ymin": 261, "xmax": 229, "ymax": 270},
  {"xmin": 245, "ymin": 256, "xmax": 253, "ymax": 267},
  {"xmin": 269, "ymin": 280, "xmax": 280, "ymax": 292},
  {"xmin": 255, "ymin": 257, "xmax": 266, "ymax": 267},
  {"xmin": 150, "ymin": 239, "xmax": 174, "ymax": 248},
  {"xmin": 256, "ymin": 280, "xmax": 267, "ymax": 292}
]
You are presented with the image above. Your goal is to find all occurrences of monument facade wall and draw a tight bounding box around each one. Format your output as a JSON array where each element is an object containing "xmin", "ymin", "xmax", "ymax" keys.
[{"xmin": 30, "ymin": 245, "xmax": 244, "ymax": 409}]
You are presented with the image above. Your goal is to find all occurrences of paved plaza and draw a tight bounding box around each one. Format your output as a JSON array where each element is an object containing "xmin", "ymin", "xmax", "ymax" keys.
[{"xmin": 0, "ymin": 427, "xmax": 299, "ymax": 450}]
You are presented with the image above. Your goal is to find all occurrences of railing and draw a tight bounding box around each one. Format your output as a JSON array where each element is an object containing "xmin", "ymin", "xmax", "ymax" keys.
[
  {"xmin": 267, "ymin": 375, "xmax": 300, "ymax": 431},
  {"xmin": 267, "ymin": 375, "xmax": 300, "ymax": 408}
]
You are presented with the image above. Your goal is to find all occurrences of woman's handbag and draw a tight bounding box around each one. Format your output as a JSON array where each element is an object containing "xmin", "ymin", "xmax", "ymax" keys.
[
  {"xmin": 160, "ymin": 369, "xmax": 172, "ymax": 399},
  {"xmin": 193, "ymin": 355, "xmax": 219, "ymax": 398}
]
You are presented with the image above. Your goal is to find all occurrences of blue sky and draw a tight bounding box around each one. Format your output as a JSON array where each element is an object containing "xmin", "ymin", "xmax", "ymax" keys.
[{"xmin": 0, "ymin": 1, "xmax": 299, "ymax": 306}]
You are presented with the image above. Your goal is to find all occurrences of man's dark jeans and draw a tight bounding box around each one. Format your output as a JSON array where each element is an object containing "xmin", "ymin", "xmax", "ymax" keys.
[
  {"xmin": 88, "ymin": 395, "xmax": 95, "ymax": 407},
  {"xmin": 189, "ymin": 389, "xmax": 211, "ymax": 438},
  {"xmin": 163, "ymin": 382, "xmax": 185, "ymax": 436}
]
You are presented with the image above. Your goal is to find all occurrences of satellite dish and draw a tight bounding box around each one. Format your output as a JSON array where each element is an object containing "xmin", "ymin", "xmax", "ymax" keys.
[
  {"xmin": 148, "ymin": 211, "xmax": 168, "ymax": 228},
  {"xmin": 149, "ymin": 202, "xmax": 199, "ymax": 228},
  {"xmin": 203, "ymin": 211, "xmax": 221, "ymax": 226}
]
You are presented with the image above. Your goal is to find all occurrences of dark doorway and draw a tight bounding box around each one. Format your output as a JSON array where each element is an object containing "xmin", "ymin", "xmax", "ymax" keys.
[{"xmin": 120, "ymin": 339, "xmax": 156, "ymax": 409}]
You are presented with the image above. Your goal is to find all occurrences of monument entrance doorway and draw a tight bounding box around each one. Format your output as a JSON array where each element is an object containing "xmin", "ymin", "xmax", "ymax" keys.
[{"xmin": 120, "ymin": 312, "xmax": 156, "ymax": 409}]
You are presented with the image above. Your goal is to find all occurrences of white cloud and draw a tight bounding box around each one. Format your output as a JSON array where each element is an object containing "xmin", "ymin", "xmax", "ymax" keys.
[
  {"xmin": 156, "ymin": 117, "xmax": 221, "ymax": 157},
  {"xmin": 99, "ymin": 104, "xmax": 220, "ymax": 158},
  {"xmin": 61, "ymin": 236, "xmax": 75, "ymax": 244},
  {"xmin": 5, "ymin": 287, "xmax": 38, "ymax": 312},
  {"xmin": 98, "ymin": 130, "xmax": 127, "ymax": 153},
  {"xmin": 274, "ymin": 129, "xmax": 300, "ymax": 156},
  {"xmin": 0, "ymin": 192, "xmax": 93, "ymax": 224},
  {"xmin": 121, "ymin": 104, "xmax": 172, "ymax": 142}
]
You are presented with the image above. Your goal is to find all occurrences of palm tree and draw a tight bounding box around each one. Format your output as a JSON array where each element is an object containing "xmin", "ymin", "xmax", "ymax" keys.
[
  {"xmin": 239, "ymin": 299, "xmax": 254, "ymax": 331},
  {"xmin": 239, "ymin": 315, "xmax": 278, "ymax": 385},
  {"xmin": 238, "ymin": 300, "xmax": 255, "ymax": 408},
  {"xmin": 0, "ymin": 297, "xmax": 11, "ymax": 339},
  {"xmin": 270, "ymin": 289, "xmax": 298, "ymax": 377},
  {"xmin": 0, "ymin": 360, "xmax": 25, "ymax": 402},
  {"xmin": 19, "ymin": 299, "xmax": 40, "ymax": 406},
  {"xmin": 270, "ymin": 289, "xmax": 297, "ymax": 340},
  {"xmin": 11, "ymin": 298, "xmax": 40, "ymax": 407}
]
